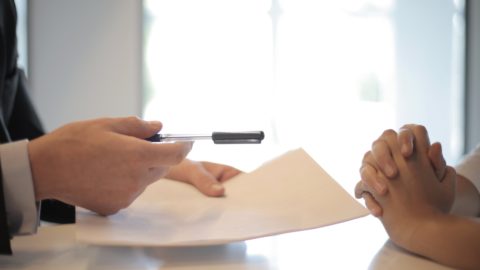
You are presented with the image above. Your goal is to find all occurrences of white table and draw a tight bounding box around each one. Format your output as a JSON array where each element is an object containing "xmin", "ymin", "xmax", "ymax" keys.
[{"xmin": 0, "ymin": 215, "xmax": 453, "ymax": 270}]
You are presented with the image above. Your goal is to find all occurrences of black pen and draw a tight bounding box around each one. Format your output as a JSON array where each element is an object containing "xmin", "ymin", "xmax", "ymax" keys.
[{"xmin": 146, "ymin": 131, "xmax": 265, "ymax": 144}]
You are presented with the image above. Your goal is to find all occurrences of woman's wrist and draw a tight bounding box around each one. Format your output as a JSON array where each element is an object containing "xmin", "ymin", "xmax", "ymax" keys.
[
  {"xmin": 386, "ymin": 209, "xmax": 445, "ymax": 252},
  {"xmin": 400, "ymin": 212, "xmax": 450, "ymax": 255},
  {"xmin": 451, "ymin": 174, "xmax": 480, "ymax": 216}
]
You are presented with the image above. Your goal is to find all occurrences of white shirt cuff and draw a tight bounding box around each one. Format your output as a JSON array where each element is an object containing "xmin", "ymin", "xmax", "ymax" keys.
[
  {"xmin": 0, "ymin": 140, "xmax": 39, "ymax": 235},
  {"xmin": 455, "ymin": 144, "xmax": 480, "ymax": 196}
]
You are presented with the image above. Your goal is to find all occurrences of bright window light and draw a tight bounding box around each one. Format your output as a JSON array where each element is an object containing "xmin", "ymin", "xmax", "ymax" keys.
[{"xmin": 143, "ymin": 0, "xmax": 464, "ymax": 190}]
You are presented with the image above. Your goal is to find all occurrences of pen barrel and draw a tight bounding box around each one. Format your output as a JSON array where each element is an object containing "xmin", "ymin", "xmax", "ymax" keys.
[
  {"xmin": 212, "ymin": 131, "xmax": 265, "ymax": 144},
  {"xmin": 146, "ymin": 134, "xmax": 211, "ymax": 142},
  {"xmin": 146, "ymin": 131, "xmax": 265, "ymax": 144}
]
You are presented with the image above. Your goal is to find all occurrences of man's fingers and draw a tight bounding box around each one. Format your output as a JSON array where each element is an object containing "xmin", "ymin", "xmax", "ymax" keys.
[
  {"xmin": 429, "ymin": 142, "xmax": 446, "ymax": 180},
  {"xmin": 219, "ymin": 169, "xmax": 242, "ymax": 182},
  {"xmin": 143, "ymin": 142, "xmax": 193, "ymax": 166},
  {"xmin": 201, "ymin": 161, "xmax": 242, "ymax": 182},
  {"xmin": 108, "ymin": 116, "xmax": 163, "ymax": 138},
  {"xmin": 147, "ymin": 166, "xmax": 170, "ymax": 183},
  {"xmin": 188, "ymin": 171, "xmax": 225, "ymax": 197},
  {"xmin": 165, "ymin": 161, "xmax": 227, "ymax": 197}
]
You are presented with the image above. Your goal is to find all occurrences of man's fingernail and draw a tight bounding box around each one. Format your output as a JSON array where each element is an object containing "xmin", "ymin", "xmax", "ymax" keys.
[
  {"xmin": 148, "ymin": 121, "xmax": 162, "ymax": 128},
  {"xmin": 212, "ymin": 184, "xmax": 224, "ymax": 191}
]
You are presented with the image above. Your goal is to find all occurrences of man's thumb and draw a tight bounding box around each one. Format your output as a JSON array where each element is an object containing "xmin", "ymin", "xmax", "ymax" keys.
[{"xmin": 109, "ymin": 116, "xmax": 162, "ymax": 138}]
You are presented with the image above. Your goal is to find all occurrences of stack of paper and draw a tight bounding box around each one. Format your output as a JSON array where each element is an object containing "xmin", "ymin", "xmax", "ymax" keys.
[{"xmin": 76, "ymin": 148, "xmax": 368, "ymax": 246}]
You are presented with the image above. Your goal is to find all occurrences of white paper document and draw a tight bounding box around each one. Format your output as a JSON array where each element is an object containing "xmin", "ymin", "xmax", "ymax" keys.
[{"xmin": 76, "ymin": 148, "xmax": 369, "ymax": 246}]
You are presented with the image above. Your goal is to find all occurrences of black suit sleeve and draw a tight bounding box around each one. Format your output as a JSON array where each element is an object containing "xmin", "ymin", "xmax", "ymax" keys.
[
  {"xmin": 6, "ymin": 69, "xmax": 44, "ymax": 141},
  {"xmin": 0, "ymin": 0, "xmax": 74, "ymax": 255},
  {"xmin": 0, "ymin": 70, "xmax": 74, "ymax": 255},
  {"xmin": 0, "ymin": 164, "xmax": 13, "ymax": 255},
  {"xmin": 7, "ymin": 71, "xmax": 75, "ymax": 225},
  {"xmin": 0, "ymin": 0, "xmax": 14, "ymax": 255}
]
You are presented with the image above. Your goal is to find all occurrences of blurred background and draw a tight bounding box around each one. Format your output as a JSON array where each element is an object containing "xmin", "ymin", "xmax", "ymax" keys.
[
  {"xmin": 19, "ymin": 0, "xmax": 480, "ymax": 195},
  {"xmin": 16, "ymin": 1, "xmax": 480, "ymax": 267}
]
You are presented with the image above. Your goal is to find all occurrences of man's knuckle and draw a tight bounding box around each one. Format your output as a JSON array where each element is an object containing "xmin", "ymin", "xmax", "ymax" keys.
[{"xmin": 126, "ymin": 115, "xmax": 141, "ymax": 123}]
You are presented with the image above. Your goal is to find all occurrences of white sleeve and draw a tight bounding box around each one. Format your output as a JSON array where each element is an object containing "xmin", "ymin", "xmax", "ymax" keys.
[
  {"xmin": 455, "ymin": 144, "xmax": 480, "ymax": 195},
  {"xmin": 0, "ymin": 140, "xmax": 39, "ymax": 235}
]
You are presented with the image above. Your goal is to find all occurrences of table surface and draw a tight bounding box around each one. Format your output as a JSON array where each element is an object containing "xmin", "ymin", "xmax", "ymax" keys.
[{"xmin": 0, "ymin": 215, "xmax": 453, "ymax": 270}]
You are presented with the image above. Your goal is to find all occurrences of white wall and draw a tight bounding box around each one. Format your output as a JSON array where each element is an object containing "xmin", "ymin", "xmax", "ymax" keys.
[
  {"xmin": 393, "ymin": 0, "xmax": 464, "ymax": 162},
  {"xmin": 29, "ymin": 0, "xmax": 142, "ymax": 131},
  {"xmin": 466, "ymin": 0, "xmax": 480, "ymax": 152}
]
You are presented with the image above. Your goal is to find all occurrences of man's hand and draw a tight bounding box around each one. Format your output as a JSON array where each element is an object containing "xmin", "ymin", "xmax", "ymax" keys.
[
  {"xmin": 166, "ymin": 160, "xmax": 242, "ymax": 197},
  {"xmin": 28, "ymin": 117, "xmax": 192, "ymax": 216}
]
